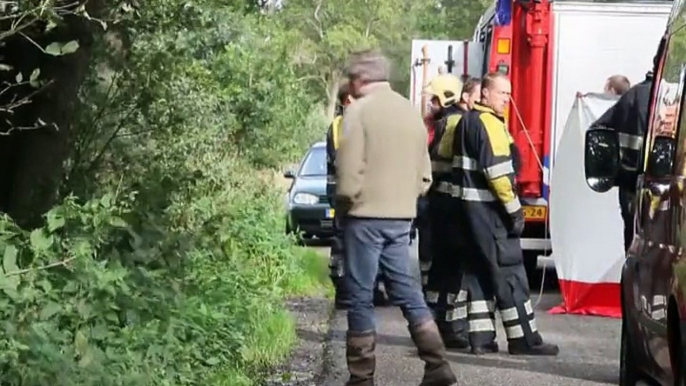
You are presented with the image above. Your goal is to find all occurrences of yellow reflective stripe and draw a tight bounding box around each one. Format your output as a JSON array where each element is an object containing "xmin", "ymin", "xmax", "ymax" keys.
[
  {"xmin": 446, "ymin": 307, "xmax": 467, "ymax": 321},
  {"xmin": 468, "ymin": 300, "xmax": 494, "ymax": 314},
  {"xmin": 434, "ymin": 181, "xmax": 496, "ymax": 202},
  {"xmin": 332, "ymin": 115, "xmax": 344, "ymax": 150},
  {"xmin": 505, "ymin": 325, "xmax": 525, "ymax": 339},
  {"xmin": 485, "ymin": 160, "xmax": 514, "ymax": 179},
  {"xmin": 480, "ymin": 113, "xmax": 511, "ymax": 156},
  {"xmin": 437, "ymin": 114, "xmax": 462, "ymax": 159},
  {"xmin": 452, "ymin": 155, "xmax": 479, "ymax": 170},
  {"xmin": 469, "ymin": 319, "xmax": 496, "ymax": 332}
]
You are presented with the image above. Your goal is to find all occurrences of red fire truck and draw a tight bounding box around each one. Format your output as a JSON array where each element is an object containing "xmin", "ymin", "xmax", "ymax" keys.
[{"xmin": 473, "ymin": 0, "xmax": 671, "ymax": 274}]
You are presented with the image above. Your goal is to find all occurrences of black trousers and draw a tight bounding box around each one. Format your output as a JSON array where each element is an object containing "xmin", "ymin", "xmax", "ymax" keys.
[
  {"xmin": 619, "ymin": 189, "xmax": 635, "ymax": 251},
  {"xmin": 416, "ymin": 195, "xmax": 432, "ymax": 292},
  {"xmin": 456, "ymin": 211, "xmax": 542, "ymax": 348},
  {"xmin": 424, "ymin": 193, "xmax": 471, "ymax": 338}
]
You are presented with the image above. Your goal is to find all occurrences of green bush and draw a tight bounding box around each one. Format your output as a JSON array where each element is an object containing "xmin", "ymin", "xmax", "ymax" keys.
[{"xmin": 0, "ymin": 160, "xmax": 327, "ymax": 385}]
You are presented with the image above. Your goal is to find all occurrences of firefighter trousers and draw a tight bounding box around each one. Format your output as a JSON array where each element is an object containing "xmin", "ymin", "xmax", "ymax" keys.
[
  {"xmin": 424, "ymin": 193, "xmax": 470, "ymax": 339},
  {"xmin": 619, "ymin": 188, "xmax": 635, "ymax": 251},
  {"xmin": 456, "ymin": 233, "xmax": 542, "ymax": 348},
  {"xmin": 488, "ymin": 237, "xmax": 543, "ymax": 348},
  {"xmin": 415, "ymin": 195, "xmax": 432, "ymax": 292}
]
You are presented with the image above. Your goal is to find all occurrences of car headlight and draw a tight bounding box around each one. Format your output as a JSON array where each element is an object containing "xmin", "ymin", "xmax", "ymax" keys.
[{"xmin": 292, "ymin": 192, "xmax": 319, "ymax": 205}]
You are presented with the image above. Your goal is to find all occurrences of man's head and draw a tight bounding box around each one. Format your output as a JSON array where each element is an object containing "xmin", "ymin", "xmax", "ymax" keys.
[
  {"xmin": 604, "ymin": 75, "xmax": 631, "ymax": 96},
  {"xmin": 460, "ymin": 77, "xmax": 481, "ymax": 110},
  {"xmin": 335, "ymin": 82, "xmax": 354, "ymax": 115},
  {"xmin": 481, "ymin": 72, "xmax": 511, "ymax": 116},
  {"xmin": 345, "ymin": 49, "xmax": 391, "ymax": 98}
]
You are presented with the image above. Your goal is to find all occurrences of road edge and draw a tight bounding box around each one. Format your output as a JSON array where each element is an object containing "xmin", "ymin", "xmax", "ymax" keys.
[{"xmin": 265, "ymin": 296, "xmax": 335, "ymax": 385}]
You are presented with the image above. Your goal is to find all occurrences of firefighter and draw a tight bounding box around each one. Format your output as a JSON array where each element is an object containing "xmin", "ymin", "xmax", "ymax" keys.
[
  {"xmin": 590, "ymin": 37, "xmax": 664, "ymax": 251},
  {"xmin": 327, "ymin": 84, "xmax": 354, "ymax": 309},
  {"xmin": 421, "ymin": 74, "xmax": 471, "ymax": 349},
  {"xmin": 450, "ymin": 72, "xmax": 559, "ymax": 356},
  {"xmin": 326, "ymin": 84, "xmax": 388, "ymax": 309}
]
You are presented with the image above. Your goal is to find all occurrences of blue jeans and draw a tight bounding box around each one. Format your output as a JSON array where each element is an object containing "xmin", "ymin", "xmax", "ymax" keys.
[{"xmin": 343, "ymin": 217, "xmax": 433, "ymax": 332}]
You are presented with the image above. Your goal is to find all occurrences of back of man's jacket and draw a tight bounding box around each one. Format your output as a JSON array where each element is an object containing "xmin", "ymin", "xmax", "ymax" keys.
[
  {"xmin": 336, "ymin": 82, "xmax": 432, "ymax": 219},
  {"xmin": 592, "ymin": 74, "xmax": 652, "ymax": 192}
]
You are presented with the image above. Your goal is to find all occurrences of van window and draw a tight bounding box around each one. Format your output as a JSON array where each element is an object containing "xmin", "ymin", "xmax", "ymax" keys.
[
  {"xmin": 645, "ymin": 30, "xmax": 684, "ymax": 175},
  {"xmin": 663, "ymin": 20, "xmax": 686, "ymax": 174}
]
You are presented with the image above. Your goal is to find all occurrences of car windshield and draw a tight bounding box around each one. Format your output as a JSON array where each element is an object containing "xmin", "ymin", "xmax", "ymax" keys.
[{"xmin": 299, "ymin": 147, "xmax": 327, "ymax": 177}]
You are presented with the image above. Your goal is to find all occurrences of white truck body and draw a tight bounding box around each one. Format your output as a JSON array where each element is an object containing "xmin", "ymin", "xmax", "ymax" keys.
[
  {"xmin": 549, "ymin": 1, "xmax": 671, "ymax": 175},
  {"xmin": 408, "ymin": 39, "xmax": 484, "ymax": 109}
]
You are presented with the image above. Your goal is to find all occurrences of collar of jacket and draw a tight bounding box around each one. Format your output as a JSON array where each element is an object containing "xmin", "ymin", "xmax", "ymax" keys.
[
  {"xmin": 358, "ymin": 81, "xmax": 391, "ymax": 96},
  {"xmin": 434, "ymin": 104, "xmax": 463, "ymax": 121},
  {"xmin": 473, "ymin": 102, "xmax": 505, "ymax": 122}
]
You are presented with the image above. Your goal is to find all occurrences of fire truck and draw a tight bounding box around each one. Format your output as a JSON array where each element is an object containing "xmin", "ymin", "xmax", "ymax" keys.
[{"xmin": 412, "ymin": 0, "xmax": 671, "ymax": 276}]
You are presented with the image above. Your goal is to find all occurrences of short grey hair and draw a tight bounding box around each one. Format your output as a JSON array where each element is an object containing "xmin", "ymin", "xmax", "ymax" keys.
[{"xmin": 345, "ymin": 49, "xmax": 391, "ymax": 83}]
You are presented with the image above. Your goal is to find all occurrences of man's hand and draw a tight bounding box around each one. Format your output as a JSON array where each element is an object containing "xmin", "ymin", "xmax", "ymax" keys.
[{"xmin": 508, "ymin": 210, "xmax": 525, "ymax": 237}]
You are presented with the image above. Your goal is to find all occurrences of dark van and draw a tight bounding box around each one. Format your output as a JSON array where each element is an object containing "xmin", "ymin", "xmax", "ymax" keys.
[{"xmin": 584, "ymin": 4, "xmax": 686, "ymax": 385}]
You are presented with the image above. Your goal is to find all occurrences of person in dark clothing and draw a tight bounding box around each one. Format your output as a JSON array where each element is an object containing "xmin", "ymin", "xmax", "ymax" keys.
[
  {"xmin": 421, "ymin": 74, "xmax": 471, "ymax": 349},
  {"xmin": 327, "ymin": 84, "xmax": 354, "ymax": 308},
  {"xmin": 589, "ymin": 38, "xmax": 664, "ymax": 250},
  {"xmin": 450, "ymin": 72, "xmax": 559, "ymax": 356}
]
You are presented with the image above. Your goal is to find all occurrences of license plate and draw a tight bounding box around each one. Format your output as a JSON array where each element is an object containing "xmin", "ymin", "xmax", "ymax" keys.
[
  {"xmin": 326, "ymin": 208, "xmax": 335, "ymax": 218},
  {"xmin": 523, "ymin": 205, "xmax": 546, "ymax": 220}
]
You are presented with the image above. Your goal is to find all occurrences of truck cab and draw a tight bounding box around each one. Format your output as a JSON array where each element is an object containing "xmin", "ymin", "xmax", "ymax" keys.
[{"xmin": 474, "ymin": 0, "xmax": 671, "ymax": 277}]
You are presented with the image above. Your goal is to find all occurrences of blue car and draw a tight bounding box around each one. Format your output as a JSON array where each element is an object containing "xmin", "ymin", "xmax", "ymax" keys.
[{"xmin": 284, "ymin": 141, "xmax": 335, "ymax": 239}]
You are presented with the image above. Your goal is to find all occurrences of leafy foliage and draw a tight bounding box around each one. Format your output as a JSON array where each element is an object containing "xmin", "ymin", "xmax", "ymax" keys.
[{"xmin": 0, "ymin": 0, "xmax": 489, "ymax": 384}]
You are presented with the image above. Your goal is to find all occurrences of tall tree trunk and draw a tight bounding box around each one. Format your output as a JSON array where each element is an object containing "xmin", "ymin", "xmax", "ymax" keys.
[
  {"xmin": 325, "ymin": 72, "xmax": 342, "ymax": 120},
  {"xmin": 0, "ymin": 3, "xmax": 103, "ymax": 228}
]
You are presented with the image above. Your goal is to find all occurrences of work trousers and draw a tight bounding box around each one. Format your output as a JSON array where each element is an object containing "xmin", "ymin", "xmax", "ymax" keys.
[
  {"xmin": 416, "ymin": 196, "xmax": 432, "ymax": 292},
  {"xmin": 343, "ymin": 217, "xmax": 433, "ymax": 332},
  {"xmin": 424, "ymin": 193, "xmax": 469, "ymax": 338},
  {"xmin": 329, "ymin": 215, "xmax": 346, "ymax": 280},
  {"xmin": 466, "ymin": 235, "xmax": 543, "ymax": 348},
  {"xmin": 619, "ymin": 188, "xmax": 635, "ymax": 251}
]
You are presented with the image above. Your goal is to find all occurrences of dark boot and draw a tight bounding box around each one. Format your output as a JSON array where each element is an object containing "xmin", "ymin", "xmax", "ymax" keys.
[
  {"xmin": 470, "ymin": 341, "xmax": 499, "ymax": 355},
  {"xmin": 508, "ymin": 339, "xmax": 559, "ymax": 356},
  {"xmin": 346, "ymin": 330, "xmax": 376, "ymax": 386},
  {"xmin": 410, "ymin": 320, "xmax": 458, "ymax": 386},
  {"xmin": 441, "ymin": 333, "xmax": 469, "ymax": 350}
]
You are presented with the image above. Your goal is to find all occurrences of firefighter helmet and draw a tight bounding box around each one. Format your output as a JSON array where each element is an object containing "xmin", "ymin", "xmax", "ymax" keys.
[{"xmin": 424, "ymin": 74, "xmax": 462, "ymax": 107}]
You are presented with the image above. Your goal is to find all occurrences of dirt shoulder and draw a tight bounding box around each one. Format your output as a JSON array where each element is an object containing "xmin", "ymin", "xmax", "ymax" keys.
[{"xmin": 265, "ymin": 296, "xmax": 333, "ymax": 385}]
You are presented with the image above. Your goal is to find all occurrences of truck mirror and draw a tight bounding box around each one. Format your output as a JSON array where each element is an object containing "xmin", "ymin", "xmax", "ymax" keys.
[
  {"xmin": 646, "ymin": 136, "xmax": 675, "ymax": 179},
  {"xmin": 584, "ymin": 128, "xmax": 620, "ymax": 193}
]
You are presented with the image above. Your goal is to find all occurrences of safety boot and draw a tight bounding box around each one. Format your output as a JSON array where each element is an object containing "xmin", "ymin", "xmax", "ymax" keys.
[
  {"xmin": 346, "ymin": 330, "xmax": 376, "ymax": 386},
  {"xmin": 470, "ymin": 341, "xmax": 499, "ymax": 355},
  {"xmin": 410, "ymin": 320, "xmax": 458, "ymax": 386},
  {"xmin": 508, "ymin": 340, "xmax": 559, "ymax": 356}
]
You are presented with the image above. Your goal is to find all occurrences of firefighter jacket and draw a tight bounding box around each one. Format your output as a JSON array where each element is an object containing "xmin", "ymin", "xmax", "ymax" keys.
[
  {"xmin": 326, "ymin": 115, "xmax": 344, "ymax": 205},
  {"xmin": 442, "ymin": 103, "xmax": 524, "ymax": 236},
  {"xmin": 430, "ymin": 104, "xmax": 467, "ymax": 192},
  {"xmin": 591, "ymin": 73, "xmax": 652, "ymax": 193}
]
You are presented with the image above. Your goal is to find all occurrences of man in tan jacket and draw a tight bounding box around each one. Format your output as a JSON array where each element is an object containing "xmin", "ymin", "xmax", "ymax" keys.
[{"xmin": 335, "ymin": 49, "xmax": 456, "ymax": 386}]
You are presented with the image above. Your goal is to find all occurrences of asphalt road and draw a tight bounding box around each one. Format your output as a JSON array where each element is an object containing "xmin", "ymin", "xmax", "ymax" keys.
[{"xmin": 309, "ymin": 242, "xmax": 626, "ymax": 386}]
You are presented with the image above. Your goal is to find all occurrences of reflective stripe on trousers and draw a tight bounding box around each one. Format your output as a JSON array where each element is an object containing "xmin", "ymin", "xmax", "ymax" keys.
[
  {"xmin": 434, "ymin": 181, "xmax": 522, "ymax": 214},
  {"xmin": 500, "ymin": 299, "xmax": 538, "ymax": 339}
]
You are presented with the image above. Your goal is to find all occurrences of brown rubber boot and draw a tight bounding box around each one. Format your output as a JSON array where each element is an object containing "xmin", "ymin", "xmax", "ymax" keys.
[
  {"xmin": 346, "ymin": 330, "xmax": 376, "ymax": 386},
  {"xmin": 410, "ymin": 320, "xmax": 458, "ymax": 386}
]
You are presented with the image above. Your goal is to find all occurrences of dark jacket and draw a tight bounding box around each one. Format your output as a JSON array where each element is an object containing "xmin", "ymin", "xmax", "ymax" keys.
[{"xmin": 591, "ymin": 73, "xmax": 653, "ymax": 192}]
